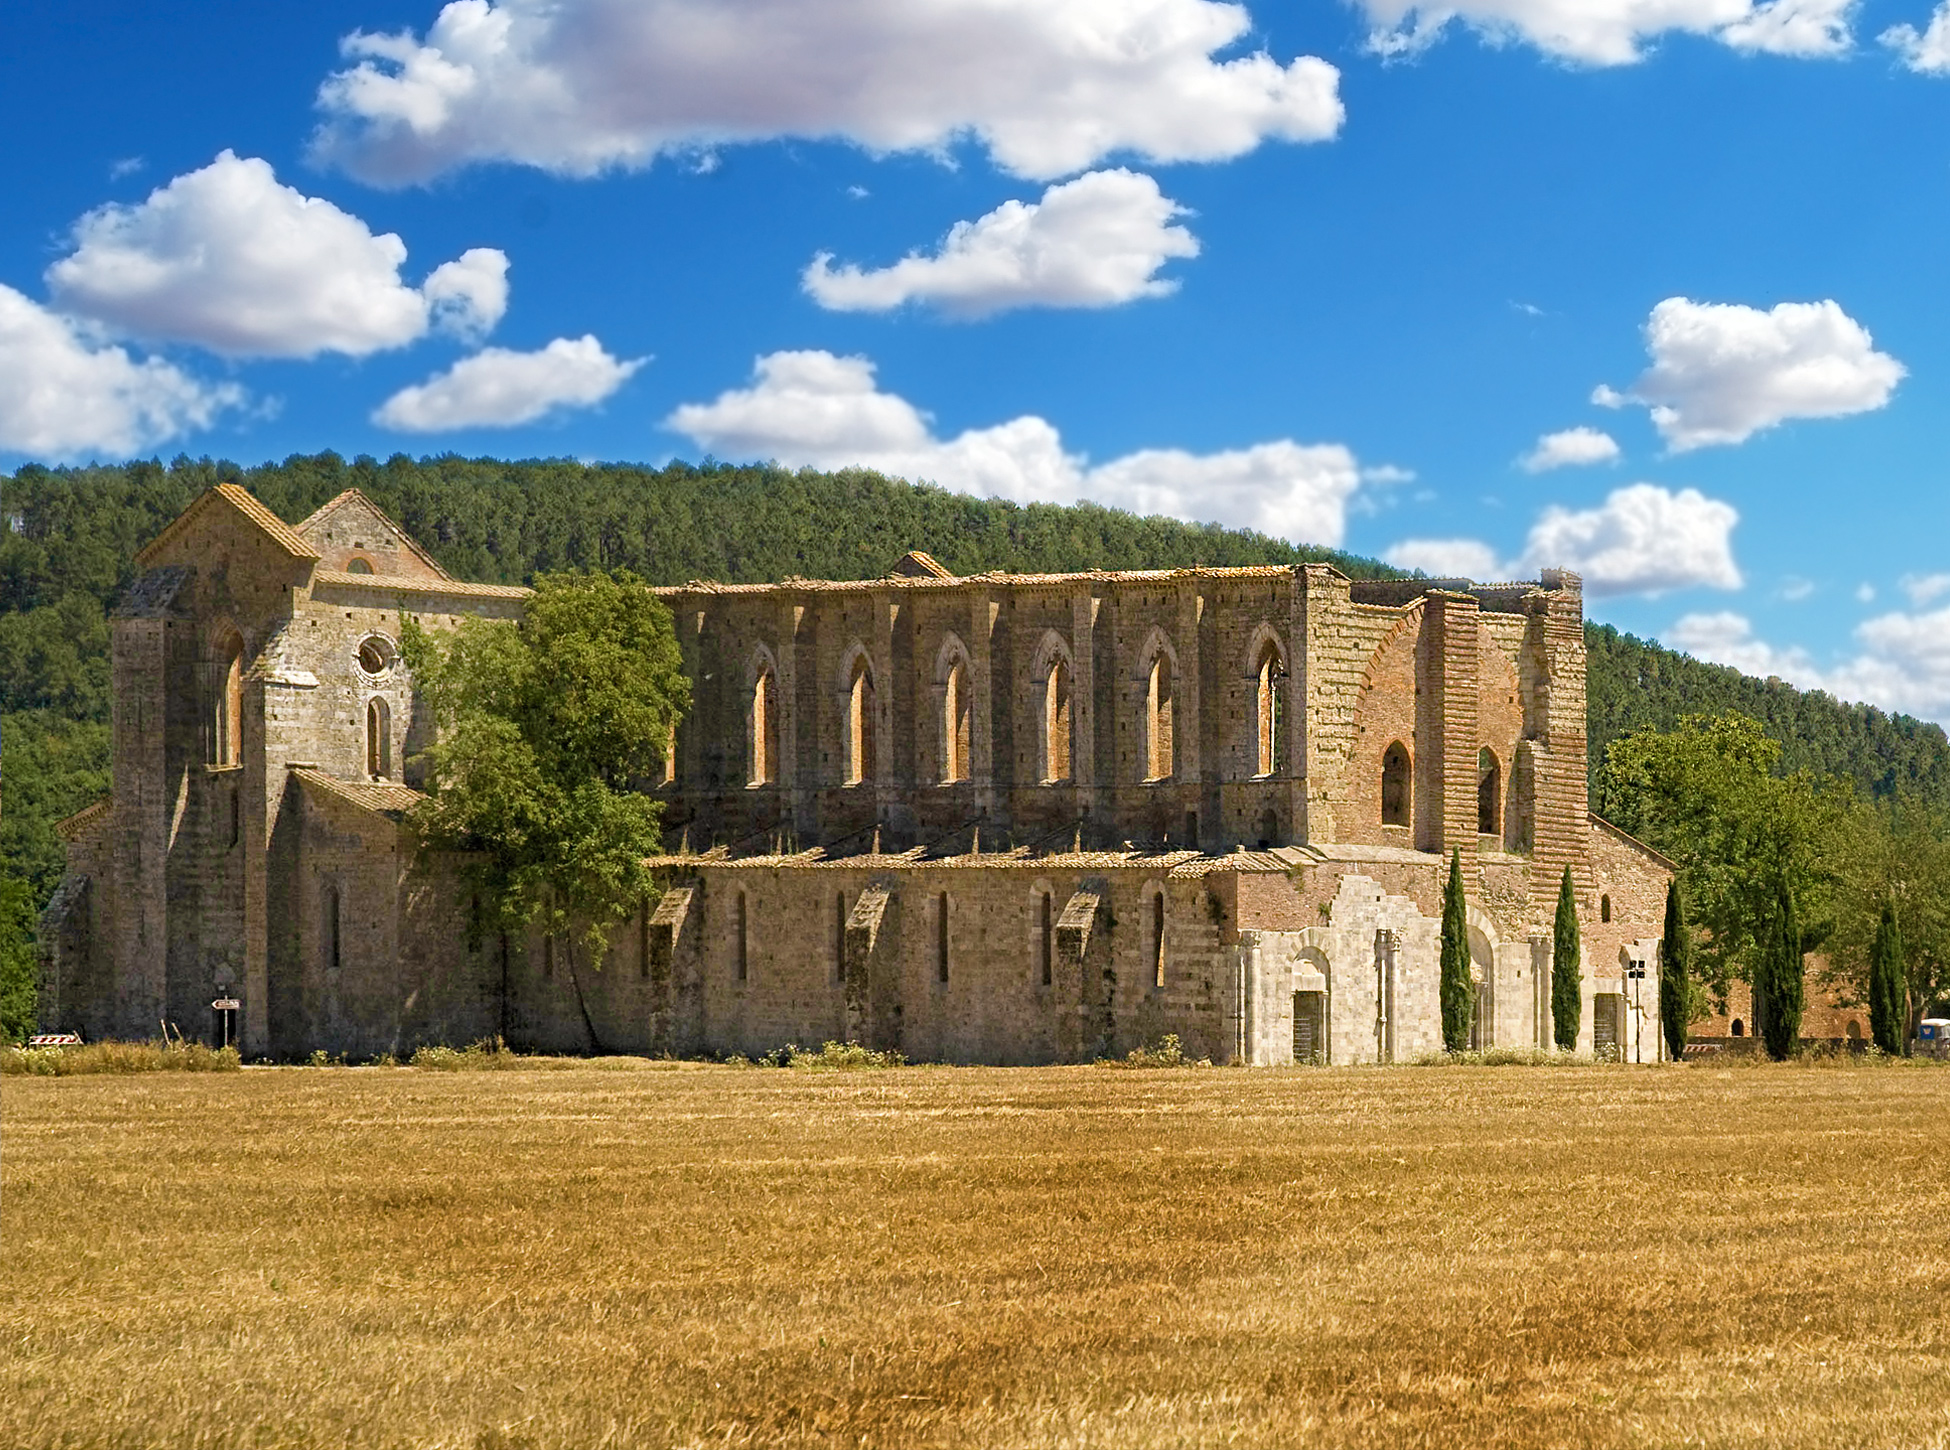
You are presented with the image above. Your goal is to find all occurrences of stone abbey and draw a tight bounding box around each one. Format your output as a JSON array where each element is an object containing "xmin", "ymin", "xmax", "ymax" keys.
[{"xmin": 42, "ymin": 484, "xmax": 1673, "ymax": 1062}]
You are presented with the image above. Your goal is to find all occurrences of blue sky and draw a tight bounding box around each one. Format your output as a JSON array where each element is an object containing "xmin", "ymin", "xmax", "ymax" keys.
[{"xmin": 8, "ymin": 0, "xmax": 1950, "ymax": 719}]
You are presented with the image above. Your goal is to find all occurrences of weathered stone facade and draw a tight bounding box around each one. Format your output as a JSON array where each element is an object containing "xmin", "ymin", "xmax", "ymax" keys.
[{"xmin": 43, "ymin": 487, "xmax": 1675, "ymax": 1062}]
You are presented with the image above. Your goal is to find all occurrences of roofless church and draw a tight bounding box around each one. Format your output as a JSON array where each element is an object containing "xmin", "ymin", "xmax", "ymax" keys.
[{"xmin": 42, "ymin": 484, "xmax": 1672, "ymax": 1063}]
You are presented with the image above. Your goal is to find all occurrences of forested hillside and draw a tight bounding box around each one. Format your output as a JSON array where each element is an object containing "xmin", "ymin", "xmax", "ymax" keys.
[{"xmin": 7, "ymin": 451, "xmax": 1949, "ymax": 1033}]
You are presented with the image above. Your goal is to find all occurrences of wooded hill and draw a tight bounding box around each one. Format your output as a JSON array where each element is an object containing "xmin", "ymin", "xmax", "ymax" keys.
[{"xmin": 6, "ymin": 452, "xmax": 1947, "ymax": 1024}]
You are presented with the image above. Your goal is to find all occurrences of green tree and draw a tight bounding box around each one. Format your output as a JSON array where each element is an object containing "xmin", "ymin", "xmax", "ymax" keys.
[
  {"xmin": 1552, "ymin": 866, "xmax": 1581, "ymax": 1051},
  {"xmin": 402, "ymin": 570, "xmax": 689, "ymax": 1050},
  {"xmin": 1598, "ymin": 712, "xmax": 1838, "ymax": 1014},
  {"xmin": 1659, "ymin": 877, "xmax": 1691, "ymax": 1062},
  {"xmin": 0, "ymin": 874, "xmax": 38, "ymax": 1042},
  {"xmin": 1870, "ymin": 899, "xmax": 1907, "ymax": 1055},
  {"xmin": 1439, "ymin": 850, "xmax": 1472, "ymax": 1053},
  {"xmin": 1757, "ymin": 879, "xmax": 1806, "ymax": 1060},
  {"xmin": 1824, "ymin": 793, "xmax": 1950, "ymax": 1057}
]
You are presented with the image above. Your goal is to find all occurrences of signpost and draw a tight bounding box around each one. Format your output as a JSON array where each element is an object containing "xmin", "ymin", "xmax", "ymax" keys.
[
  {"xmin": 1625, "ymin": 958, "xmax": 1648, "ymax": 1063},
  {"xmin": 211, "ymin": 998, "xmax": 240, "ymax": 1050}
]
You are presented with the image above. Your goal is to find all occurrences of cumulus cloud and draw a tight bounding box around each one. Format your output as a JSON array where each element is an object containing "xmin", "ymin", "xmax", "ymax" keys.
[
  {"xmin": 373, "ymin": 335, "xmax": 643, "ymax": 431},
  {"xmin": 1668, "ymin": 605, "xmax": 1950, "ymax": 723},
  {"xmin": 1595, "ymin": 297, "xmax": 1903, "ymax": 451},
  {"xmin": 0, "ymin": 285, "xmax": 241, "ymax": 459},
  {"xmin": 1901, "ymin": 572, "xmax": 1950, "ymax": 606},
  {"xmin": 1519, "ymin": 425, "xmax": 1620, "ymax": 472},
  {"xmin": 311, "ymin": 0, "xmax": 1344, "ymax": 186},
  {"xmin": 46, "ymin": 152, "xmax": 509, "ymax": 358},
  {"xmin": 803, "ymin": 170, "xmax": 1198, "ymax": 318},
  {"xmin": 665, "ymin": 349, "xmax": 1363, "ymax": 544},
  {"xmin": 1384, "ymin": 483, "xmax": 1740, "ymax": 595},
  {"xmin": 1357, "ymin": 0, "xmax": 1853, "ymax": 64},
  {"xmin": 1882, "ymin": 2, "xmax": 1950, "ymax": 69}
]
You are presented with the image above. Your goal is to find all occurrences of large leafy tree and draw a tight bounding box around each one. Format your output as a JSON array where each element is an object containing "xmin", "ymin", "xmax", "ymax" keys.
[
  {"xmin": 1659, "ymin": 878, "xmax": 1691, "ymax": 1062},
  {"xmin": 1870, "ymin": 899, "xmax": 1907, "ymax": 1055},
  {"xmin": 1439, "ymin": 850, "xmax": 1472, "ymax": 1053},
  {"xmin": 1825, "ymin": 793, "xmax": 1950, "ymax": 1054},
  {"xmin": 1552, "ymin": 867, "xmax": 1581, "ymax": 1051},
  {"xmin": 1598, "ymin": 712, "xmax": 1838, "ymax": 1013},
  {"xmin": 403, "ymin": 570, "xmax": 689, "ymax": 1047}
]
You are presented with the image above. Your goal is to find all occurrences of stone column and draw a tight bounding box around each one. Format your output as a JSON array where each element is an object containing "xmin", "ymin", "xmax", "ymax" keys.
[
  {"xmin": 1071, "ymin": 590, "xmax": 1099, "ymax": 807},
  {"xmin": 971, "ymin": 590, "xmax": 996, "ymax": 814}
]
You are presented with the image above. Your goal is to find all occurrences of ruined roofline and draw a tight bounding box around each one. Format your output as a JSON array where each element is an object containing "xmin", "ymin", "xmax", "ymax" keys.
[
  {"xmin": 134, "ymin": 483, "xmax": 320, "ymax": 570},
  {"xmin": 651, "ymin": 844, "xmax": 1302, "ymax": 875},
  {"xmin": 294, "ymin": 488, "xmax": 456, "ymax": 581},
  {"xmin": 657, "ymin": 562, "xmax": 1347, "ymax": 597},
  {"xmin": 1589, "ymin": 813, "xmax": 1678, "ymax": 874},
  {"xmin": 310, "ymin": 568, "xmax": 531, "ymax": 601},
  {"xmin": 55, "ymin": 796, "xmax": 112, "ymax": 841}
]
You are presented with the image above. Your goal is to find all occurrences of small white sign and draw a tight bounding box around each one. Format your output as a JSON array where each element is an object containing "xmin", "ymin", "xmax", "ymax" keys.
[{"xmin": 211, "ymin": 998, "xmax": 241, "ymax": 1011}]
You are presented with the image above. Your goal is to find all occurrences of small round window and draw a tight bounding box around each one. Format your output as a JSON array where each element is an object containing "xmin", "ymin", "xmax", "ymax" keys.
[{"xmin": 358, "ymin": 636, "xmax": 395, "ymax": 675}]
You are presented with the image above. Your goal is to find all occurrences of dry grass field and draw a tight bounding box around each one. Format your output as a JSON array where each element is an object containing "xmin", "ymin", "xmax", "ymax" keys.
[{"xmin": 5, "ymin": 1059, "xmax": 1950, "ymax": 1450}]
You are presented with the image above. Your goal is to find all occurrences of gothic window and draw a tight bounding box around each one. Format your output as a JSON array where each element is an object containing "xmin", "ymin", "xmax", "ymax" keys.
[
  {"xmin": 367, "ymin": 697, "xmax": 392, "ymax": 780},
  {"xmin": 835, "ymin": 892, "xmax": 847, "ymax": 984},
  {"xmin": 1477, "ymin": 747, "xmax": 1501, "ymax": 837},
  {"xmin": 936, "ymin": 892, "xmax": 951, "ymax": 983},
  {"xmin": 662, "ymin": 719, "xmax": 677, "ymax": 786},
  {"xmin": 1145, "ymin": 652, "xmax": 1174, "ymax": 781},
  {"xmin": 844, "ymin": 654, "xmax": 876, "ymax": 786},
  {"xmin": 1151, "ymin": 890, "xmax": 1167, "ymax": 988},
  {"xmin": 1381, "ymin": 742, "xmax": 1411, "ymax": 827},
  {"xmin": 942, "ymin": 659, "xmax": 971, "ymax": 784},
  {"xmin": 736, "ymin": 891, "xmax": 749, "ymax": 982},
  {"xmin": 1255, "ymin": 639, "xmax": 1286, "ymax": 777},
  {"xmin": 215, "ymin": 631, "xmax": 244, "ymax": 767},
  {"xmin": 1601, "ymin": 894, "xmax": 1612, "ymax": 923},
  {"xmin": 324, "ymin": 883, "xmax": 342, "ymax": 972},
  {"xmin": 1039, "ymin": 891, "xmax": 1054, "ymax": 987},
  {"xmin": 1046, "ymin": 665, "xmax": 1072, "ymax": 783},
  {"xmin": 750, "ymin": 664, "xmax": 778, "ymax": 786}
]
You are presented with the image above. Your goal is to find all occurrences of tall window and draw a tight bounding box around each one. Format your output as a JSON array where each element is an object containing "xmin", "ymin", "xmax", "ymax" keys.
[
  {"xmin": 750, "ymin": 666, "xmax": 777, "ymax": 786},
  {"xmin": 736, "ymin": 891, "xmax": 749, "ymax": 981},
  {"xmin": 1039, "ymin": 891, "xmax": 1054, "ymax": 987},
  {"xmin": 1151, "ymin": 891, "xmax": 1167, "ymax": 988},
  {"xmin": 936, "ymin": 892, "xmax": 951, "ymax": 983},
  {"xmin": 835, "ymin": 892, "xmax": 847, "ymax": 983},
  {"xmin": 366, "ymin": 697, "xmax": 391, "ymax": 779},
  {"xmin": 1477, "ymin": 747, "xmax": 1501, "ymax": 837},
  {"xmin": 324, "ymin": 883, "xmax": 341, "ymax": 972},
  {"xmin": 1043, "ymin": 658, "xmax": 1072, "ymax": 783},
  {"xmin": 844, "ymin": 655, "xmax": 876, "ymax": 786},
  {"xmin": 662, "ymin": 719, "xmax": 677, "ymax": 786},
  {"xmin": 1381, "ymin": 742, "xmax": 1411, "ymax": 827},
  {"xmin": 1145, "ymin": 653, "xmax": 1174, "ymax": 781},
  {"xmin": 215, "ymin": 631, "xmax": 244, "ymax": 767},
  {"xmin": 942, "ymin": 660, "xmax": 970, "ymax": 783},
  {"xmin": 1255, "ymin": 640, "xmax": 1286, "ymax": 777}
]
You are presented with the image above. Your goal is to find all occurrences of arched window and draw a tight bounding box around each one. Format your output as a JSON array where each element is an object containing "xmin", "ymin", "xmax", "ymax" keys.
[
  {"xmin": 1042, "ymin": 657, "xmax": 1072, "ymax": 783},
  {"xmin": 844, "ymin": 654, "xmax": 876, "ymax": 786},
  {"xmin": 936, "ymin": 892, "xmax": 951, "ymax": 983},
  {"xmin": 1600, "ymin": 894, "xmax": 1612, "ymax": 923},
  {"xmin": 366, "ymin": 697, "xmax": 391, "ymax": 779},
  {"xmin": 1730, "ymin": 1018, "xmax": 1744, "ymax": 1037},
  {"xmin": 346, "ymin": 557, "xmax": 374, "ymax": 575},
  {"xmin": 1255, "ymin": 640, "xmax": 1286, "ymax": 777},
  {"xmin": 1381, "ymin": 742, "xmax": 1411, "ymax": 827},
  {"xmin": 1477, "ymin": 747, "xmax": 1501, "ymax": 837},
  {"xmin": 750, "ymin": 665, "xmax": 777, "ymax": 786},
  {"xmin": 1039, "ymin": 891, "xmax": 1054, "ymax": 987},
  {"xmin": 1151, "ymin": 890, "xmax": 1167, "ymax": 988},
  {"xmin": 215, "ymin": 631, "xmax": 244, "ymax": 767},
  {"xmin": 736, "ymin": 891, "xmax": 749, "ymax": 982},
  {"xmin": 1145, "ymin": 653, "xmax": 1174, "ymax": 781},
  {"xmin": 942, "ymin": 660, "xmax": 970, "ymax": 784},
  {"xmin": 1257, "ymin": 808, "xmax": 1279, "ymax": 850}
]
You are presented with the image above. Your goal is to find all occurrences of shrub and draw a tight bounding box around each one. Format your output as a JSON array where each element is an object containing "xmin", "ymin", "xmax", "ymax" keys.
[
  {"xmin": 0, "ymin": 1039, "xmax": 242, "ymax": 1076},
  {"xmin": 411, "ymin": 1038, "xmax": 523, "ymax": 1071},
  {"xmin": 1101, "ymin": 1034, "xmax": 1212, "ymax": 1069}
]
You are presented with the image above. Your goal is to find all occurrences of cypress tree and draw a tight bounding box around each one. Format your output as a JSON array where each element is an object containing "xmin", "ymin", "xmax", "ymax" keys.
[
  {"xmin": 1759, "ymin": 880, "xmax": 1805, "ymax": 1061},
  {"xmin": 1551, "ymin": 866, "xmax": 1581, "ymax": 1051},
  {"xmin": 1439, "ymin": 849, "xmax": 1472, "ymax": 1054},
  {"xmin": 1659, "ymin": 878, "xmax": 1691, "ymax": 1062},
  {"xmin": 1870, "ymin": 899, "xmax": 1906, "ymax": 1055}
]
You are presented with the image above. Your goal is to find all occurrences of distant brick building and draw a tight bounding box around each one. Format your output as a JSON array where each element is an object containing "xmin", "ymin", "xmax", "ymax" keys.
[{"xmin": 43, "ymin": 485, "xmax": 1674, "ymax": 1062}]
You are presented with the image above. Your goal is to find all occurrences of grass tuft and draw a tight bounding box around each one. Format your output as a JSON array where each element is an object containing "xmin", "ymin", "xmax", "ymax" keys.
[
  {"xmin": 0, "ymin": 1039, "xmax": 241, "ymax": 1076},
  {"xmin": 732, "ymin": 1040, "xmax": 908, "ymax": 1070},
  {"xmin": 1100, "ymin": 1033, "xmax": 1212, "ymax": 1069}
]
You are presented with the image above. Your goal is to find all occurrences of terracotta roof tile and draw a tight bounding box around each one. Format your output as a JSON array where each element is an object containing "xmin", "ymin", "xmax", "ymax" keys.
[
  {"xmin": 56, "ymin": 797, "xmax": 112, "ymax": 841},
  {"xmin": 311, "ymin": 569, "xmax": 531, "ymax": 601},
  {"xmin": 292, "ymin": 768, "xmax": 425, "ymax": 819},
  {"xmin": 295, "ymin": 488, "xmax": 455, "ymax": 580},
  {"xmin": 135, "ymin": 484, "xmax": 319, "ymax": 569}
]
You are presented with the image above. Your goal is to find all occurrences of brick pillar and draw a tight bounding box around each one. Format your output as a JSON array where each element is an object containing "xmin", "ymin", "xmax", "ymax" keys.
[
  {"xmin": 1529, "ymin": 571, "xmax": 1589, "ymax": 899},
  {"xmin": 872, "ymin": 593, "xmax": 896, "ymax": 806},
  {"xmin": 1071, "ymin": 591, "xmax": 1098, "ymax": 812},
  {"xmin": 1296, "ymin": 566, "xmax": 1353, "ymax": 845},
  {"xmin": 971, "ymin": 591, "xmax": 996, "ymax": 815},
  {"xmin": 1285, "ymin": 568, "xmax": 1310, "ymax": 844},
  {"xmin": 1176, "ymin": 580, "xmax": 1202, "ymax": 784},
  {"xmin": 1422, "ymin": 591, "xmax": 1480, "ymax": 859},
  {"xmin": 110, "ymin": 618, "xmax": 169, "ymax": 1040}
]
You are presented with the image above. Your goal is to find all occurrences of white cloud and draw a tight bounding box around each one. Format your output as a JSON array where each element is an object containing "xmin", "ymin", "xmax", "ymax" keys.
[
  {"xmin": 1596, "ymin": 297, "xmax": 1903, "ymax": 451},
  {"xmin": 1358, "ymin": 0, "xmax": 1853, "ymax": 65},
  {"xmin": 1882, "ymin": 2, "xmax": 1950, "ymax": 69},
  {"xmin": 803, "ymin": 170, "xmax": 1198, "ymax": 318},
  {"xmin": 0, "ymin": 285, "xmax": 241, "ymax": 459},
  {"xmin": 1519, "ymin": 425, "xmax": 1620, "ymax": 472},
  {"xmin": 1779, "ymin": 575, "xmax": 1815, "ymax": 602},
  {"xmin": 1381, "ymin": 482, "xmax": 1741, "ymax": 595},
  {"xmin": 1382, "ymin": 538, "xmax": 1509, "ymax": 579},
  {"xmin": 1856, "ymin": 582, "xmax": 1876, "ymax": 603},
  {"xmin": 1668, "ymin": 611, "xmax": 1817, "ymax": 679},
  {"xmin": 1902, "ymin": 572, "xmax": 1950, "ymax": 606},
  {"xmin": 1667, "ymin": 605, "xmax": 1950, "ymax": 723},
  {"xmin": 311, "ymin": 0, "xmax": 1344, "ymax": 185},
  {"xmin": 46, "ymin": 152, "xmax": 509, "ymax": 359},
  {"xmin": 373, "ymin": 335, "xmax": 643, "ymax": 431},
  {"xmin": 665, "ymin": 349, "xmax": 1363, "ymax": 544}
]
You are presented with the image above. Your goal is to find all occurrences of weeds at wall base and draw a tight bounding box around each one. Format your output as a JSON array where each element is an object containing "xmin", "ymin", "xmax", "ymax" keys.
[{"xmin": 0, "ymin": 1040, "xmax": 241, "ymax": 1075}]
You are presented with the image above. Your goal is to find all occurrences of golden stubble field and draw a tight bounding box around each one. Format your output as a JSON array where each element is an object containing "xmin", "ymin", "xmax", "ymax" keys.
[{"xmin": 5, "ymin": 1061, "xmax": 1949, "ymax": 1450}]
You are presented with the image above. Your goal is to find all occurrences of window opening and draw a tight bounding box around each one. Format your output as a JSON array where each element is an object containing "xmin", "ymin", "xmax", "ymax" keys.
[
  {"xmin": 1381, "ymin": 742, "xmax": 1411, "ymax": 827},
  {"xmin": 736, "ymin": 891, "xmax": 749, "ymax": 981},
  {"xmin": 1477, "ymin": 748, "xmax": 1501, "ymax": 836},
  {"xmin": 1293, "ymin": 990, "xmax": 1325, "ymax": 1065},
  {"xmin": 325, "ymin": 883, "xmax": 341, "ymax": 972},
  {"xmin": 346, "ymin": 557, "xmax": 374, "ymax": 575},
  {"xmin": 357, "ymin": 636, "xmax": 392, "ymax": 674},
  {"xmin": 1145, "ymin": 653, "xmax": 1174, "ymax": 781},
  {"xmin": 216, "ymin": 631, "xmax": 244, "ymax": 767},
  {"xmin": 1043, "ymin": 658, "xmax": 1072, "ymax": 783},
  {"xmin": 1256, "ymin": 809, "xmax": 1278, "ymax": 851},
  {"xmin": 640, "ymin": 899, "xmax": 651, "ymax": 980},
  {"xmin": 845, "ymin": 656, "xmax": 876, "ymax": 786},
  {"xmin": 942, "ymin": 660, "xmax": 970, "ymax": 783},
  {"xmin": 1039, "ymin": 892, "xmax": 1054, "ymax": 987},
  {"xmin": 750, "ymin": 666, "xmax": 777, "ymax": 786},
  {"xmin": 1185, "ymin": 810, "xmax": 1200, "ymax": 849},
  {"xmin": 835, "ymin": 893, "xmax": 847, "ymax": 984},
  {"xmin": 228, "ymin": 788, "xmax": 241, "ymax": 849},
  {"xmin": 1256, "ymin": 641, "xmax": 1286, "ymax": 776},
  {"xmin": 1151, "ymin": 891, "xmax": 1166, "ymax": 988},
  {"xmin": 367, "ymin": 697, "xmax": 392, "ymax": 779},
  {"xmin": 1600, "ymin": 894, "xmax": 1612, "ymax": 923},
  {"xmin": 1730, "ymin": 1018, "xmax": 1744, "ymax": 1037},
  {"xmin": 936, "ymin": 892, "xmax": 950, "ymax": 983}
]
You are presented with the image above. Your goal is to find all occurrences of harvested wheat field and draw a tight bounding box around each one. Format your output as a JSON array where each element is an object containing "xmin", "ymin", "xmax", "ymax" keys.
[{"xmin": 5, "ymin": 1060, "xmax": 1950, "ymax": 1450}]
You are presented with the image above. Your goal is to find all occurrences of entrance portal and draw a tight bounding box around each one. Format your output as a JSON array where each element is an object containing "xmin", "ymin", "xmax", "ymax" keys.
[{"xmin": 1293, "ymin": 990, "xmax": 1325, "ymax": 1065}]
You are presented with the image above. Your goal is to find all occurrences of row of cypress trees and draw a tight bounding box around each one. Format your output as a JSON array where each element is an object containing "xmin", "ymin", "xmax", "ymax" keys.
[{"xmin": 1437, "ymin": 855, "xmax": 1699, "ymax": 1059}]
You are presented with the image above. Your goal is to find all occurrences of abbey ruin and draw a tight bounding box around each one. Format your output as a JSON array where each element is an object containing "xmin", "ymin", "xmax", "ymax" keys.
[{"xmin": 42, "ymin": 484, "xmax": 1673, "ymax": 1062}]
